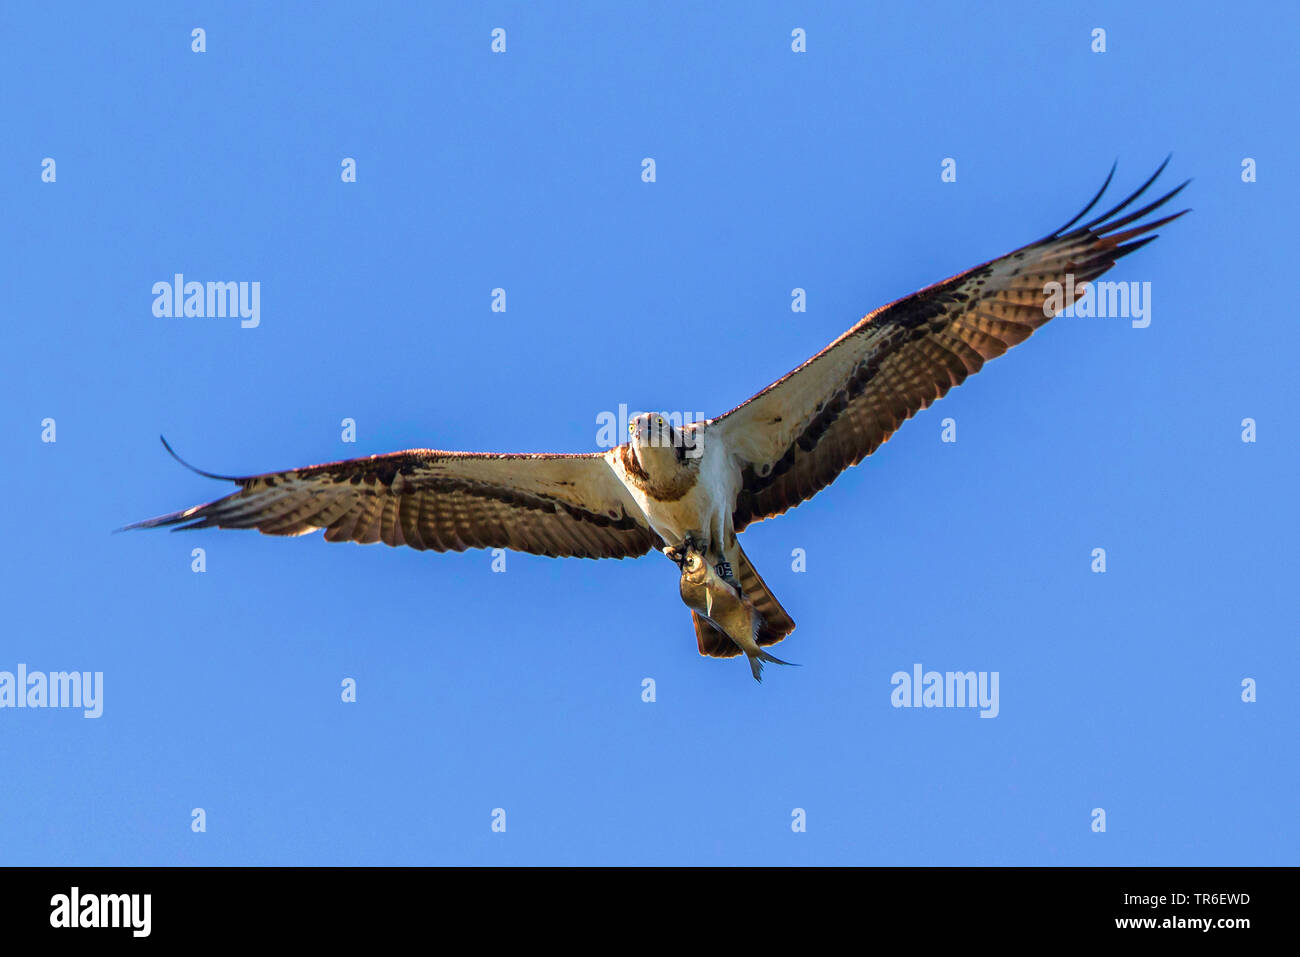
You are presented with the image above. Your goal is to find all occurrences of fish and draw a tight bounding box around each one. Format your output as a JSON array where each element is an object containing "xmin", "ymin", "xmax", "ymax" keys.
[{"xmin": 673, "ymin": 544, "xmax": 797, "ymax": 682}]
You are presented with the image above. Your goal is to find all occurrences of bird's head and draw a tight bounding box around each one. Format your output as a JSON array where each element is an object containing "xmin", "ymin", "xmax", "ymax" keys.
[
  {"xmin": 627, "ymin": 412, "xmax": 676, "ymax": 453},
  {"xmin": 626, "ymin": 412, "xmax": 704, "ymax": 476}
]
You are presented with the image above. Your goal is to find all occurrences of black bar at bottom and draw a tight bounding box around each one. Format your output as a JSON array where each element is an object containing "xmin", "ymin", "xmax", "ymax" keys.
[{"xmin": 0, "ymin": 865, "xmax": 1283, "ymax": 942}]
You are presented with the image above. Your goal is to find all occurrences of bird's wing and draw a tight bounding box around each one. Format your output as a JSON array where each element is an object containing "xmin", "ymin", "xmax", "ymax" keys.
[
  {"xmin": 711, "ymin": 161, "xmax": 1188, "ymax": 531},
  {"xmin": 124, "ymin": 441, "xmax": 661, "ymax": 559}
]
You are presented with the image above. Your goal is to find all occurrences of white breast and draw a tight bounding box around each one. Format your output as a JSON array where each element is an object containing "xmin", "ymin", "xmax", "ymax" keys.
[{"xmin": 605, "ymin": 427, "xmax": 739, "ymax": 549}]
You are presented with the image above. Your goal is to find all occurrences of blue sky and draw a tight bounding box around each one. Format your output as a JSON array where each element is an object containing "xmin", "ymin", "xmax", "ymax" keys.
[{"xmin": 1, "ymin": 1, "xmax": 1295, "ymax": 865}]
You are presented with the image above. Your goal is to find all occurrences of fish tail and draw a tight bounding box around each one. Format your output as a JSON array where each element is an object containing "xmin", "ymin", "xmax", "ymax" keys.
[{"xmin": 747, "ymin": 649, "xmax": 798, "ymax": 682}]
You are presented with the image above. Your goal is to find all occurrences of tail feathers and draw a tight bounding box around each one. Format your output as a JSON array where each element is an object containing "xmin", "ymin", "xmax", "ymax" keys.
[
  {"xmin": 691, "ymin": 545, "xmax": 797, "ymax": 660},
  {"xmin": 735, "ymin": 546, "xmax": 795, "ymax": 647},
  {"xmin": 692, "ymin": 612, "xmax": 741, "ymax": 658},
  {"xmin": 691, "ymin": 614, "xmax": 802, "ymax": 680}
]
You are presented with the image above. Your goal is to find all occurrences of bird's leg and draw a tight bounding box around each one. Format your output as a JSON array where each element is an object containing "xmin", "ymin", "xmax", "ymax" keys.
[{"xmin": 709, "ymin": 541, "xmax": 740, "ymax": 594}]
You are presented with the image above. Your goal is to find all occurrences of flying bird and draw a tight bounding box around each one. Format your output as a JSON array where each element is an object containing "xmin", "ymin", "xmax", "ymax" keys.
[{"xmin": 125, "ymin": 161, "xmax": 1187, "ymax": 680}]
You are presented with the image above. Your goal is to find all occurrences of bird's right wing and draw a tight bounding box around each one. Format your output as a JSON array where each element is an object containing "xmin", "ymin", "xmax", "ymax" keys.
[{"xmin": 124, "ymin": 441, "xmax": 661, "ymax": 559}]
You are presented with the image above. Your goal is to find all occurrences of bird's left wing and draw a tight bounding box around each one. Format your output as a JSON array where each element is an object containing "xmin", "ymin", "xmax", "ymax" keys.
[
  {"xmin": 711, "ymin": 161, "xmax": 1188, "ymax": 531},
  {"xmin": 124, "ymin": 442, "xmax": 661, "ymax": 559}
]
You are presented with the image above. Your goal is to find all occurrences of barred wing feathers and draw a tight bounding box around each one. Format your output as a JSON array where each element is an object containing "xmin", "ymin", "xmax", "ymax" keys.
[
  {"xmin": 124, "ymin": 440, "xmax": 661, "ymax": 560},
  {"xmin": 714, "ymin": 161, "xmax": 1188, "ymax": 531}
]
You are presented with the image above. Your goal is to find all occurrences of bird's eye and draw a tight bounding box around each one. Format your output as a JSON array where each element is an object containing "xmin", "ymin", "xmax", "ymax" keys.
[
  {"xmin": 628, "ymin": 423, "xmax": 635, "ymax": 434},
  {"xmin": 656, "ymin": 417, "xmax": 664, "ymax": 427}
]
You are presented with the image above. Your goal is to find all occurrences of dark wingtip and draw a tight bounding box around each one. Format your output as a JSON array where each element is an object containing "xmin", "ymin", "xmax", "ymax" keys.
[
  {"xmin": 1082, "ymin": 155, "xmax": 1173, "ymax": 231},
  {"xmin": 115, "ymin": 510, "xmax": 183, "ymax": 534},
  {"xmin": 116, "ymin": 437, "xmax": 243, "ymax": 534},
  {"xmin": 1053, "ymin": 160, "xmax": 1118, "ymax": 236},
  {"xmin": 114, "ymin": 515, "xmax": 161, "ymax": 534},
  {"xmin": 159, "ymin": 435, "xmax": 242, "ymax": 481},
  {"xmin": 1053, "ymin": 156, "xmax": 1189, "ymax": 243}
]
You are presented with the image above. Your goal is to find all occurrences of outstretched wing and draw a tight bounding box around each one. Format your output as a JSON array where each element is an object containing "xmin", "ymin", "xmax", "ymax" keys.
[
  {"xmin": 124, "ymin": 440, "xmax": 661, "ymax": 559},
  {"xmin": 714, "ymin": 160, "xmax": 1188, "ymax": 531}
]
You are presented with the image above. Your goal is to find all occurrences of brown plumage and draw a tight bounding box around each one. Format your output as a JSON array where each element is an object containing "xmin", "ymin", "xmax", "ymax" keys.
[
  {"xmin": 125, "ymin": 442, "xmax": 662, "ymax": 560},
  {"xmin": 720, "ymin": 159, "xmax": 1188, "ymax": 531}
]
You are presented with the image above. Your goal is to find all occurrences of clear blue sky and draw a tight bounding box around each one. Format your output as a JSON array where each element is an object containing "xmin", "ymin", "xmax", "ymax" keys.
[{"xmin": 2, "ymin": 1, "xmax": 1295, "ymax": 865}]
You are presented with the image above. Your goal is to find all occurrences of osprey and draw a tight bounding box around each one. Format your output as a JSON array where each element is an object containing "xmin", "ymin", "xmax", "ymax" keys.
[{"xmin": 126, "ymin": 162, "xmax": 1186, "ymax": 680}]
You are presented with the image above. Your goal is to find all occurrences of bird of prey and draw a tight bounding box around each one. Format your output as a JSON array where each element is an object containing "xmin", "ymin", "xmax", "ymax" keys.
[{"xmin": 126, "ymin": 161, "xmax": 1186, "ymax": 680}]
